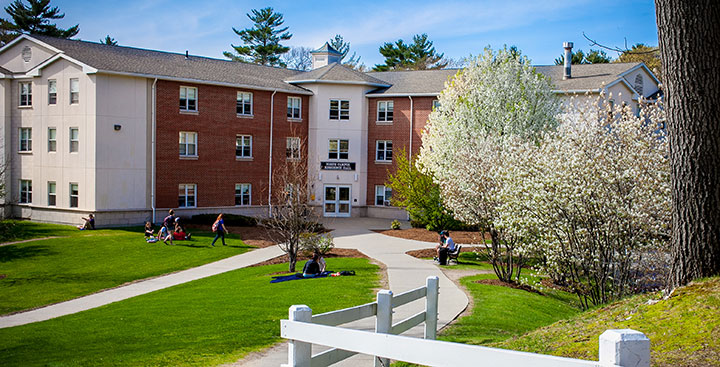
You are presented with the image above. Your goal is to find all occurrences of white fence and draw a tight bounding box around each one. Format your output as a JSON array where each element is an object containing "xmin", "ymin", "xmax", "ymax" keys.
[{"xmin": 281, "ymin": 276, "xmax": 650, "ymax": 367}]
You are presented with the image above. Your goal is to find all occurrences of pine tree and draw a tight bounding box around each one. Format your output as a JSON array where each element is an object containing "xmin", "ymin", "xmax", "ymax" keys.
[
  {"xmin": 223, "ymin": 7, "xmax": 291, "ymax": 67},
  {"xmin": 373, "ymin": 33, "xmax": 447, "ymax": 71},
  {"xmin": 0, "ymin": 0, "xmax": 79, "ymax": 42},
  {"xmin": 100, "ymin": 35, "xmax": 117, "ymax": 45},
  {"xmin": 329, "ymin": 34, "xmax": 361, "ymax": 68}
]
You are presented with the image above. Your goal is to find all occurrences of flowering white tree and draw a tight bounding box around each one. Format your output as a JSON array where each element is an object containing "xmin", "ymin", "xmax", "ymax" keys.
[{"xmin": 419, "ymin": 46, "xmax": 559, "ymax": 282}]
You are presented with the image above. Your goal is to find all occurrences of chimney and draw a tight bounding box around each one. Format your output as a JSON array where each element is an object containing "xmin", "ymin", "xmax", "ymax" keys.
[
  {"xmin": 185, "ymin": 50, "xmax": 189, "ymax": 60},
  {"xmin": 563, "ymin": 42, "xmax": 573, "ymax": 80}
]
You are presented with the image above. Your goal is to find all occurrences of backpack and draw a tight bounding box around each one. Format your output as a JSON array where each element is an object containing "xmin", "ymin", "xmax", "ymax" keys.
[{"xmin": 211, "ymin": 221, "xmax": 218, "ymax": 232}]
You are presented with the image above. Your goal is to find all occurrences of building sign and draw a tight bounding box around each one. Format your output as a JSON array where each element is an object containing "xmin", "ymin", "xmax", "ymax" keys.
[{"xmin": 321, "ymin": 161, "xmax": 356, "ymax": 171}]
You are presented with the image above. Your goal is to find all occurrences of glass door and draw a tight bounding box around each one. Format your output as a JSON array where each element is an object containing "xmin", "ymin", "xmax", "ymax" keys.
[{"xmin": 323, "ymin": 185, "xmax": 352, "ymax": 217}]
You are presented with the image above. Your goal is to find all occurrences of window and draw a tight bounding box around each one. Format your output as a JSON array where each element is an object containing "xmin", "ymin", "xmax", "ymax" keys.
[
  {"xmin": 179, "ymin": 132, "xmax": 197, "ymax": 157},
  {"xmin": 329, "ymin": 99, "xmax": 350, "ymax": 120},
  {"xmin": 19, "ymin": 127, "xmax": 32, "ymax": 152},
  {"xmin": 286, "ymin": 137, "xmax": 301, "ymax": 160},
  {"xmin": 69, "ymin": 183, "xmax": 78, "ymax": 208},
  {"xmin": 432, "ymin": 100, "xmax": 441, "ymax": 110},
  {"xmin": 375, "ymin": 185, "xmax": 392, "ymax": 206},
  {"xmin": 19, "ymin": 180, "xmax": 32, "ymax": 204},
  {"xmin": 69, "ymin": 128, "xmax": 79, "ymax": 153},
  {"xmin": 287, "ymin": 97, "xmax": 301, "ymax": 119},
  {"xmin": 48, "ymin": 128, "xmax": 56, "ymax": 152},
  {"xmin": 237, "ymin": 92, "xmax": 252, "ymax": 116},
  {"xmin": 235, "ymin": 183, "xmax": 251, "ymax": 206},
  {"xmin": 235, "ymin": 135, "xmax": 252, "ymax": 158},
  {"xmin": 47, "ymin": 181, "xmax": 56, "ymax": 206},
  {"xmin": 69, "ymin": 78, "xmax": 79, "ymax": 104},
  {"xmin": 179, "ymin": 86, "xmax": 197, "ymax": 111},
  {"xmin": 376, "ymin": 140, "xmax": 393, "ymax": 162},
  {"xmin": 328, "ymin": 139, "xmax": 349, "ymax": 160},
  {"xmin": 48, "ymin": 79, "xmax": 57, "ymax": 105},
  {"xmin": 178, "ymin": 184, "xmax": 196, "ymax": 208},
  {"xmin": 19, "ymin": 82, "xmax": 32, "ymax": 106},
  {"xmin": 377, "ymin": 101, "xmax": 393, "ymax": 122}
]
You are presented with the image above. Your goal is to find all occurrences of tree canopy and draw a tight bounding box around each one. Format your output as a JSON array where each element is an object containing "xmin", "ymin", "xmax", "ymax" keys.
[
  {"xmin": 554, "ymin": 49, "xmax": 611, "ymax": 65},
  {"xmin": 615, "ymin": 43, "xmax": 662, "ymax": 80},
  {"xmin": 0, "ymin": 0, "xmax": 78, "ymax": 45},
  {"xmin": 100, "ymin": 35, "xmax": 117, "ymax": 45},
  {"xmin": 223, "ymin": 7, "xmax": 291, "ymax": 67},
  {"xmin": 373, "ymin": 33, "xmax": 447, "ymax": 71},
  {"xmin": 329, "ymin": 34, "xmax": 362, "ymax": 69}
]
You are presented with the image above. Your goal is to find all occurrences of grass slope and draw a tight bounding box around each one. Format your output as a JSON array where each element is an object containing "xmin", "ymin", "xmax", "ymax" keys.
[
  {"xmin": 0, "ymin": 257, "xmax": 378, "ymax": 367},
  {"xmin": 0, "ymin": 220, "xmax": 89, "ymax": 242},
  {"xmin": 496, "ymin": 277, "xmax": 720, "ymax": 367},
  {"xmin": 0, "ymin": 224, "xmax": 250, "ymax": 315}
]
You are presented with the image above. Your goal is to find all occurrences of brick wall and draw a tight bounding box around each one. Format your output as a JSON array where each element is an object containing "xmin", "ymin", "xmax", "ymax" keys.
[
  {"xmin": 366, "ymin": 96, "xmax": 435, "ymax": 206},
  {"xmin": 155, "ymin": 80, "xmax": 309, "ymax": 209}
]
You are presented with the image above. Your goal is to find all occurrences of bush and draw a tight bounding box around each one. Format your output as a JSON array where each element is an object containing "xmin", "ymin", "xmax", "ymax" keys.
[
  {"xmin": 390, "ymin": 220, "xmax": 401, "ymax": 230},
  {"xmin": 299, "ymin": 233, "xmax": 334, "ymax": 257},
  {"xmin": 189, "ymin": 214, "xmax": 257, "ymax": 227}
]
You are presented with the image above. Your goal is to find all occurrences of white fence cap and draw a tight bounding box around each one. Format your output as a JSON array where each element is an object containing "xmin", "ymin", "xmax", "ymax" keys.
[{"xmin": 600, "ymin": 329, "xmax": 649, "ymax": 342}]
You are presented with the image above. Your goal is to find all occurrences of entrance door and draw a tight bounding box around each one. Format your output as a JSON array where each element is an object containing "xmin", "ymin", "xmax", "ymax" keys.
[{"xmin": 324, "ymin": 185, "xmax": 351, "ymax": 217}]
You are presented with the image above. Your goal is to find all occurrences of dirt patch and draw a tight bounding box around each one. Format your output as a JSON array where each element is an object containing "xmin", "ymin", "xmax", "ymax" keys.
[
  {"xmin": 406, "ymin": 247, "xmax": 476, "ymax": 259},
  {"xmin": 185, "ymin": 224, "xmax": 278, "ymax": 248},
  {"xmin": 373, "ymin": 228, "xmax": 489, "ymax": 244},
  {"xmin": 474, "ymin": 278, "xmax": 543, "ymax": 295},
  {"xmin": 540, "ymin": 278, "xmax": 573, "ymax": 293},
  {"xmin": 249, "ymin": 248, "xmax": 368, "ymax": 267},
  {"xmin": 0, "ymin": 274, "xmax": 5, "ymax": 280}
]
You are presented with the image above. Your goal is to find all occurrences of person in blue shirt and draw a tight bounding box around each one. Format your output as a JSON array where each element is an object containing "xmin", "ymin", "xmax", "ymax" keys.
[
  {"xmin": 436, "ymin": 231, "xmax": 456, "ymax": 260},
  {"xmin": 210, "ymin": 213, "xmax": 228, "ymax": 247}
]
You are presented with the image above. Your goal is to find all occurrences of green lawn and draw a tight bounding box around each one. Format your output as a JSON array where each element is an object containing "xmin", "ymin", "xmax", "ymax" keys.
[
  {"xmin": 0, "ymin": 220, "xmax": 89, "ymax": 242},
  {"xmin": 0, "ymin": 257, "xmax": 379, "ymax": 367},
  {"xmin": 0, "ymin": 223, "xmax": 251, "ymax": 315}
]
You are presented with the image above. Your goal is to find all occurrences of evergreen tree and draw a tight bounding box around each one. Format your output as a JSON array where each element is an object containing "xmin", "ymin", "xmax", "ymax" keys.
[
  {"xmin": 100, "ymin": 35, "xmax": 117, "ymax": 45},
  {"xmin": 584, "ymin": 49, "xmax": 611, "ymax": 63},
  {"xmin": 373, "ymin": 33, "xmax": 447, "ymax": 71},
  {"xmin": 0, "ymin": 0, "xmax": 78, "ymax": 41},
  {"xmin": 223, "ymin": 7, "xmax": 291, "ymax": 67},
  {"xmin": 329, "ymin": 34, "xmax": 361, "ymax": 68},
  {"xmin": 554, "ymin": 50, "xmax": 586, "ymax": 65}
]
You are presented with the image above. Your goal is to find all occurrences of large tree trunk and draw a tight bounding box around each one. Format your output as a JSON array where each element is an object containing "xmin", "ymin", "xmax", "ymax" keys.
[{"xmin": 655, "ymin": 0, "xmax": 720, "ymax": 288}]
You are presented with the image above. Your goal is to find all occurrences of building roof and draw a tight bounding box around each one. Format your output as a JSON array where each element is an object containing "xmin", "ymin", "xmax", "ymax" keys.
[
  {"xmin": 310, "ymin": 42, "xmax": 342, "ymax": 55},
  {"xmin": 285, "ymin": 62, "xmax": 390, "ymax": 87},
  {"xmin": 366, "ymin": 69, "xmax": 459, "ymax": 96},
  {"xmin": 24, "ymin": 35, "xmax": 311, "ymax": 94},
  {"xmin": 534, "ymin": 62, "xmax": 645, "ymax": 92}
]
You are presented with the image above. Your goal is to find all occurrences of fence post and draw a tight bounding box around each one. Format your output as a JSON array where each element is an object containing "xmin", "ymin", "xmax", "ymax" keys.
[
  {"xmin": 599, "ymin": 329, "xmax": 650, "ymax": 367},
  {"xmin": 425, "ymin": 276, "xmax": 439, "ymax": 340},
  {"xmin": 288, "ymin": 305, "xmax": 312, "ymax": 367},
  {"xmin": 375, "ymin": 290, "xmax": 393, "ymax": 367}
]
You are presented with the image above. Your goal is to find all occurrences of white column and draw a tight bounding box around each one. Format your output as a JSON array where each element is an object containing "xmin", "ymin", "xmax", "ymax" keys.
[
  {"xmin": 288, "ymin": 305, "xmax": 312, "ymax": 367},
  {"xmin": 425, "ymin": 276, "xmax": 439, "ymax": 340},
  {"xmin": 599, "ymin": 329, "xmax": 650, "ymax": 367},
  {"xmin": 375, "ymin": 290, "xmax": 393, "ymax": 367}
]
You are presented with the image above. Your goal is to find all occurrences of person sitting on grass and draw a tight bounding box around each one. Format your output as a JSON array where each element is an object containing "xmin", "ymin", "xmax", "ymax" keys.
[
  {"xmin": 144, "ymin": 221, "xmax": 154, "ymax": 238},
  {"xmin": 302, "ymin": 253, "xmax": 324, "ymax": 278},
  {"xmin": 159, "ymin": 224, "xmax": 173, "ymax": 245},
  {"xmin": 77, "ymin": 214, "xmax": 95, "ymax": 230},
  {"xmin": 172, "ymin": 220, "xmax": 191, "ymax": 240}
]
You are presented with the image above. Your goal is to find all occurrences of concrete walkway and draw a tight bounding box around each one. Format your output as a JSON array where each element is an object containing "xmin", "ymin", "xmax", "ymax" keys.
[{"xmin": 235, "ymin": 217, "xmax": 469, "ymax": 366}]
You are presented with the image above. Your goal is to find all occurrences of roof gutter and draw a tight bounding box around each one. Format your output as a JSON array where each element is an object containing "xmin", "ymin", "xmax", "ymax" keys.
[
  {"xmin": 286, "ymin": 79, "xmax": 390, "ymax": 88},
  {"xmin": 366, "ymin": 92, "xmax": 439, "ymax": 98},
  {"xmin": 268, "ymin": 90, "xmax": 277, "ymax": 217}
]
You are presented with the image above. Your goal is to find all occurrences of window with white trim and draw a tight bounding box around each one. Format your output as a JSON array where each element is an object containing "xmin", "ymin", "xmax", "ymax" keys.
[
  {"xmin": 328, "ymin": 139, "xmax": 349, "ymax": 160},
  {"xmin": 432, "ymin": 100, "xmax": 441, "ymax": 110},
  {"xmin": 48, "ymin": 128, "xmax": 56, "ymax": 152},
  {"xmin": 69, "ymin": 183, "xmax": 79, "ymax": 208},
  {"xmin": 69, "ymin": 128, "xmax": 79, "ymax": 153},
  {"xmin": 19, "ymin": 179, "xmax": 32, "ymax": 204},
  {"xmin": 19, "ymin": 82, "xmax": 32, "ymax": 106},
  {"xmin": 329, "ymin": 99, "xmax": 349, "ymax": 120},
  {"xmin": 286, "ymin": 137, "xmax": 301, "ymax": 160},
  {"xmin": 69, "ymin": 78, "xmax": 79, "ymax": 104},
  {"xmin": 236, "ymin": 135, "xmax": 252, "ymax": 158},
  {"xmin": 237, "ymin": 92, "xmax": 252, "ymax": 116},
  {"xmin": 48, "ymin": 79, "xmax": 57, "ymax": 105},
  {"xmin": 19, "ymin": 127, "xmax": 32, "ymax": 152},
  {"xmin": 377, "ymin": 101, "xmax": 393, "ymax": 122},
  {"xmin": 376, "ymin": 140, "xmax": 392, "ymax": 162},
  {"xmin": 178, "ymin": 184, "xmax": 196, "ymax": 208},
  {"xmin": 179, "ymin": 86, "xmax": 197, "ymax": 111},
  {"xmin": 375, "ymin": 185, "xmax": 392, "ymax": 206},
  {"xmin": 287, "ymin": 97, "xmax": 301, "ymax": 119},
  {"xmin": 48, "ymin": 181, "xmax": 56, "ymax": 206},
  {"xmin": 235, "ymin": 183, "xmax": 251, "ymax": 206},
  {"xmin": 179, "ymin": 132, "xmax": 197, "ymax": 157}
]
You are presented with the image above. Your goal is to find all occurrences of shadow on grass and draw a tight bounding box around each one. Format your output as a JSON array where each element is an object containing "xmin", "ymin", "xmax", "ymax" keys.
[{"xmin": 0, "ymin": 245, "xmax": 56, "ymax": 262}]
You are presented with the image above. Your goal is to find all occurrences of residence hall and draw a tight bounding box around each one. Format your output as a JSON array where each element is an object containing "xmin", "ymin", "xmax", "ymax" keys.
[{"xmin": 0, "ymin": 36, "xmax": 660, "ymax": 225}]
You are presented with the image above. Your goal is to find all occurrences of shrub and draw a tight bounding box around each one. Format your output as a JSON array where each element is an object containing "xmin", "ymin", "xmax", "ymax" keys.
[
  {"xmin": 189, "ymin": 214, "xmax": 257, "ymax": 227},
  {"xmin": 299, "ymin": 233, "xmax": 334, "ymax": 257},
  {"xmin": 390, "ymin": 220, "xmax": 401, "ymax": 230}
]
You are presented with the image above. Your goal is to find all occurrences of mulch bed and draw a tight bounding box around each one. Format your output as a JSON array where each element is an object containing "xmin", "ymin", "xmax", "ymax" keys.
[
  {"xmin": 474, "ymin": 278, "xmax": 543, "ymax": 295},
  {"xmin": 540, "ymin": 278, "xmax": 574, "ymax": 293},
  {"xmin": 406, "ymin": 247, "xmax": 477, "ymax": 259},
  {"xmin": 373, "ymin": 228, "xmax": 489, "ymax": 244},
  {"xmin": 250, "ymin": 248, "xmax": 368, "ymax": 267}
]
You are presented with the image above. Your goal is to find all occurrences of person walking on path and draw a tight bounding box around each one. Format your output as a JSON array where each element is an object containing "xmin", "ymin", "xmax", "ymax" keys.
[{"xmin": 210, "ymin": 213, "xmax": 228, "ymax": 247}]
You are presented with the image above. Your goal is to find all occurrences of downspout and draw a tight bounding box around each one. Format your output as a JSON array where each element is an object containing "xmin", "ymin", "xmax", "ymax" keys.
[
  {"xmin": 151, "ymin": 78, "xmax": 157, "ymax": 223},
  {"xmin": 268, "ymin": 90, "xmax": 277, "ymax": 217},
  {"xmin": 408, "ymin": 96, "xmax": 414, "ymax": 161}
]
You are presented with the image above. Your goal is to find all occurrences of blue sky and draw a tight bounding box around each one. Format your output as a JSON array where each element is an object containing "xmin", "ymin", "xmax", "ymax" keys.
[{"xmin": 4, "ymin": 0, "xmax": 658, "ymax": 67}]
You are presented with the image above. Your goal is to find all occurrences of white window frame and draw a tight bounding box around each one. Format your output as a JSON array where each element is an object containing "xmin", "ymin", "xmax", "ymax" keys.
[
  {"xmin": 287, "ymin": 96, "xmax": 301, "ymax": 120},
  {"xmin": 235, "ymin": 135, "xmax": 252, "ymax": 158},
  {"xmin": 19, "ymin": 127, "xmax": 32, "ymax": 152},
  {"xmin": 235, "ymin": 183, "xmax": 251, "ymax": 206},
  {"xmin": 375, "ymin": 185, "xmax": 392, "ymax": 206},
  {"xmin": 178, "ymin": 184, "xmax": 196, "ymax": 208},
  {"xmin": 19, "ymin": 81, "xmax": 32, "ymax": 106},
  {"xmin": 377, "ymin": 100, "xmax": 394, "ymax": 122},
  {"xmin": 328, "ymin": 139, "xmax": 349, "ymax": 160},
  {"xmin": 376, "ymin": 140, "xmax": 393, "ymax": 162},
  {"xmin": 237, "ymin": 91, "xmax": 253, "ymax": 116},
  {"xmin": 69, "ymin": 78, "xmax": 79, "ymax": 104},
  {"xmin": 329, "ymin": 99, "xmax": 350, "ymax": 120},
  {"xmin": 286, "ymin": 137, "xmax": 301, "ymax": 160},
  {"xmin": 19, "ymin": 179, "xmax": 32, "ymax": 204},
  {"xmin": 69, "ymin": 182, "xmax": 79, "ymax": 208},
  {"xmin": 48, "ymin": 79, "xmax": 57, "ymax": 105},
  {"xmin": 432, "ymin": 100, "xmax": 441, "ymax": 110},
  {"xmin": 179, "ymin": 131, "xmax": 198, "ymax": 157},
  {"xmin": 69, "ymin": 127, "xmax": 79, "ymax": 153},
  {"xmin": 47, "ymin": 181, "xmax": 56, "ymax": 206},
  {"xmin": 48, "ymin": 127, "xmax": 57, "ymax": 152},
  {"xmin": 179, "ymin": 86, "xmax": 198, "ymax": 112}
]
